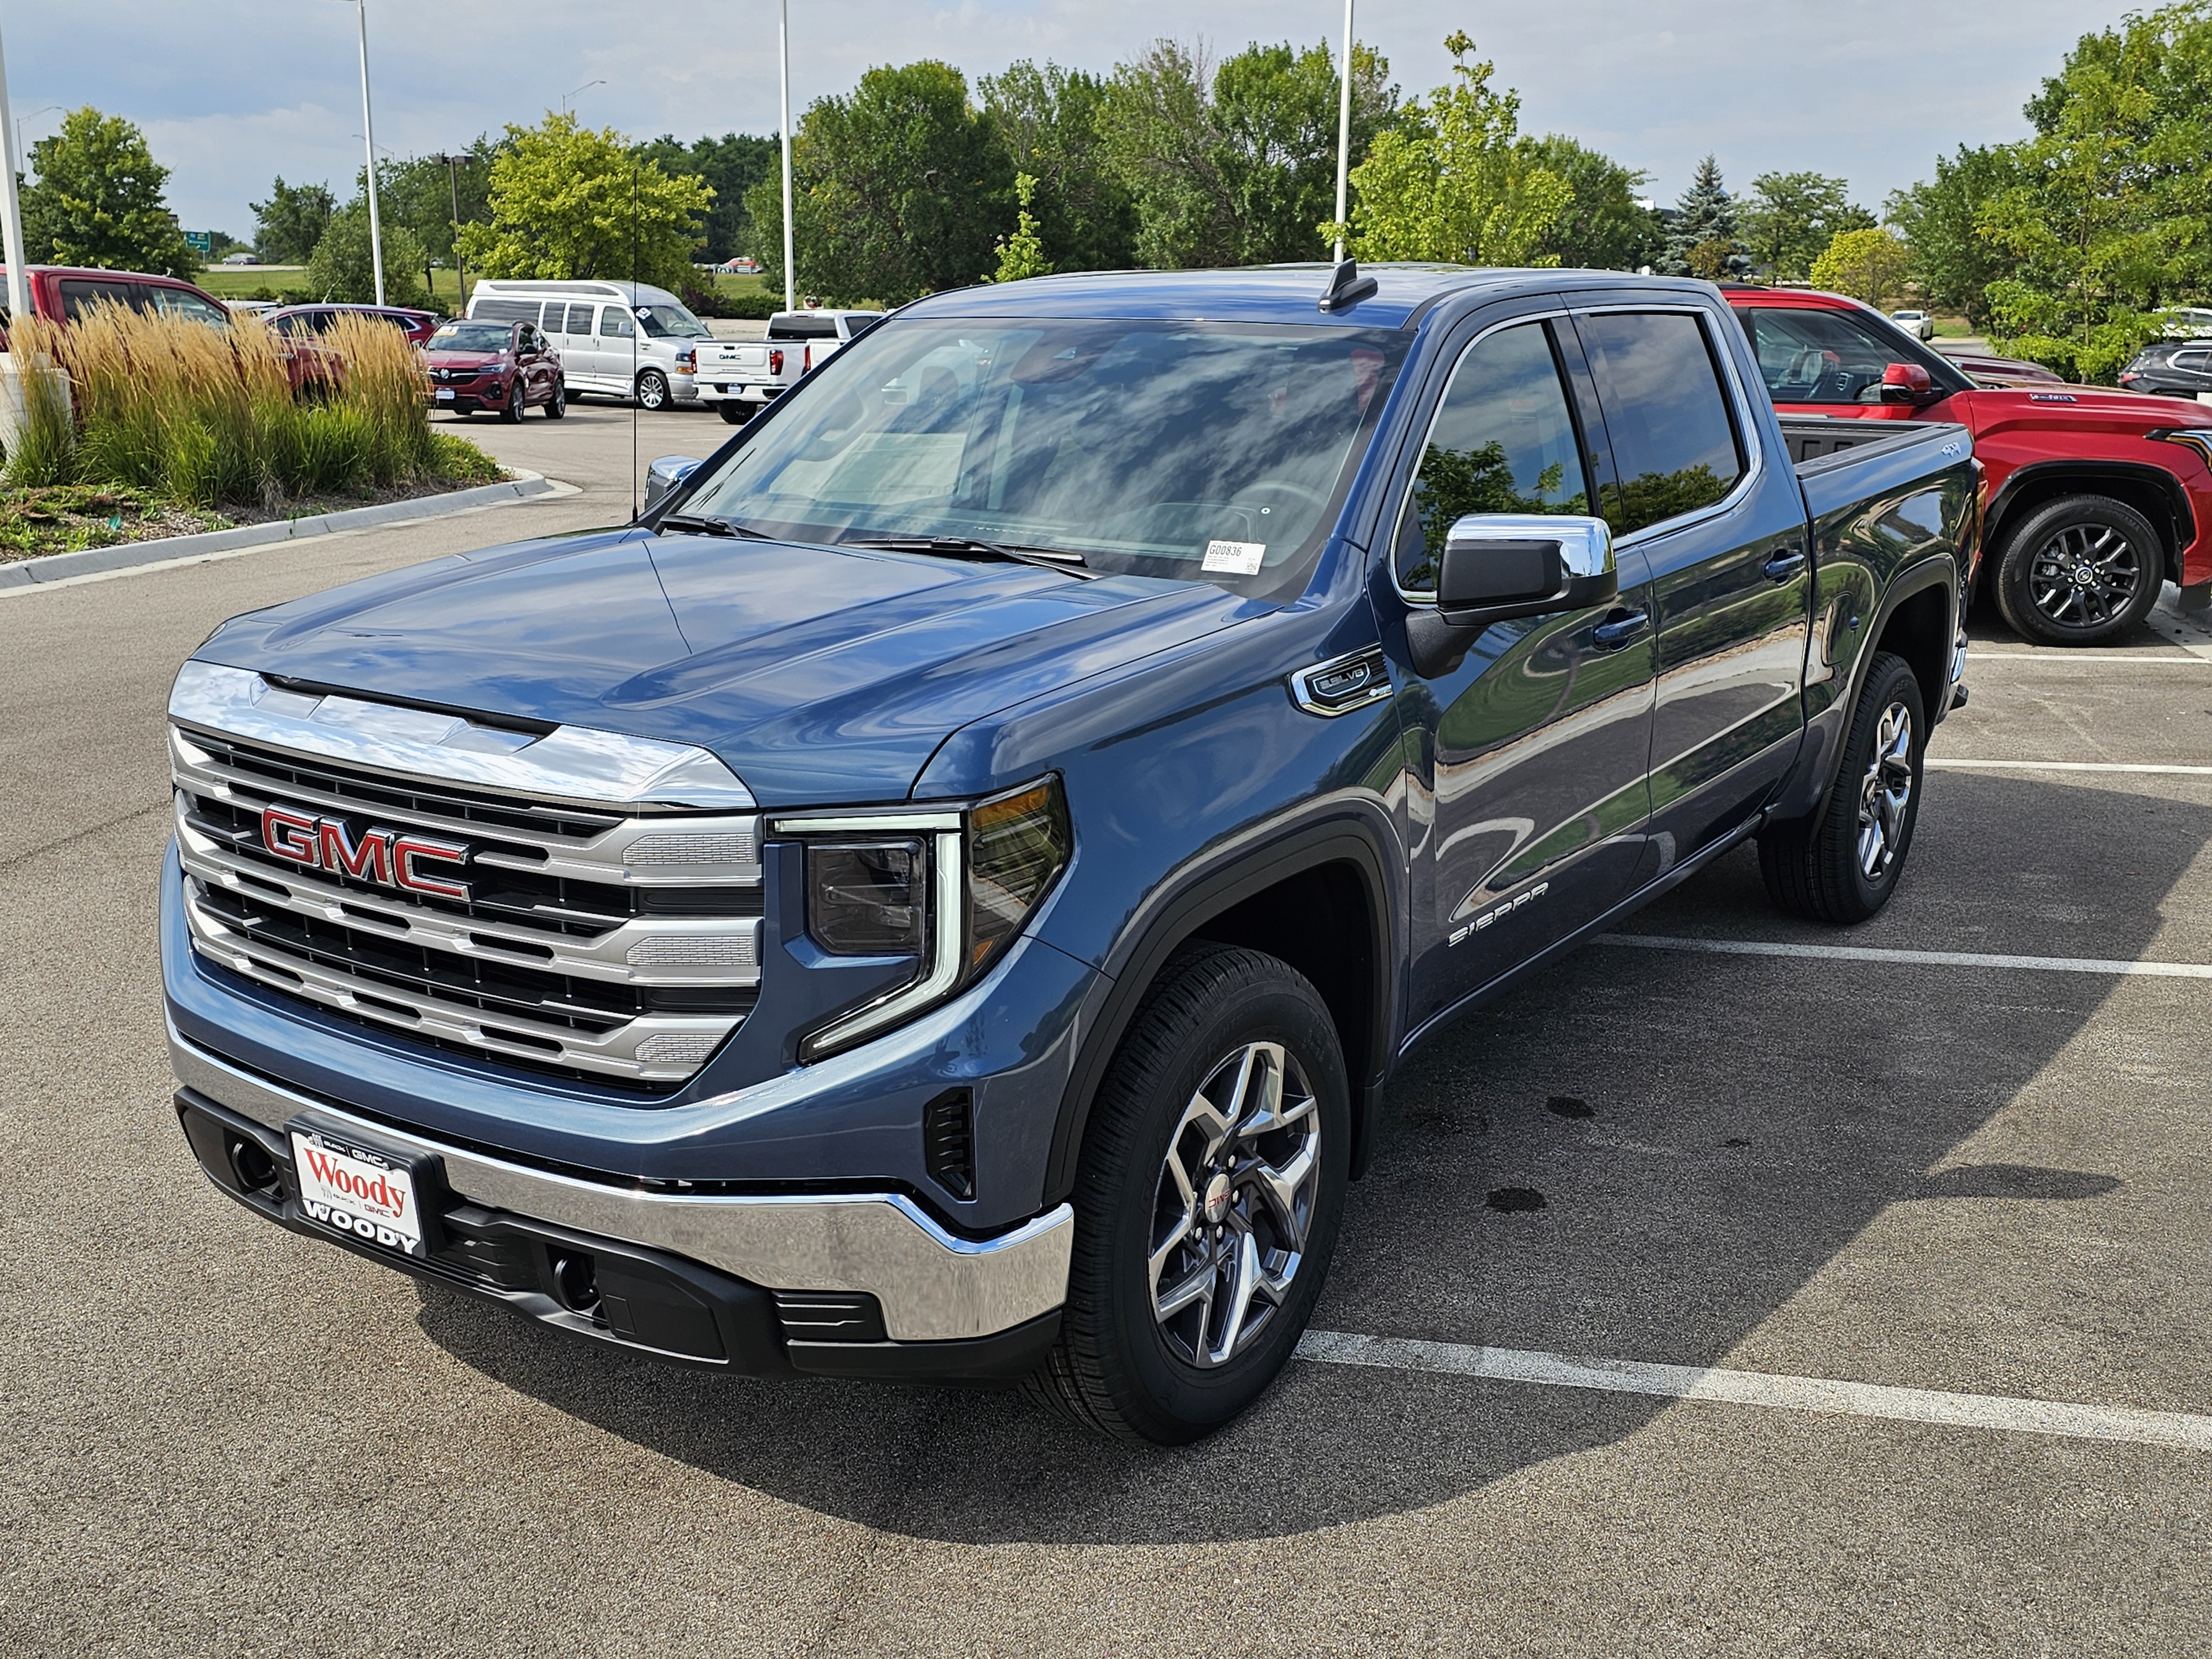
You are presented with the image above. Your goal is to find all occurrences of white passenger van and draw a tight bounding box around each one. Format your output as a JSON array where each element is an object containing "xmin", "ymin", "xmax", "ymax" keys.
[{"xmin": 466, "ymin": 279, "xmax": 711, "ymax": 409}]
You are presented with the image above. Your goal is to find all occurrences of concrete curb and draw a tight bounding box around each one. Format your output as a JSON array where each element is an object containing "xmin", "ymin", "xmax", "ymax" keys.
[{"xmin": 0, "ymin": 471, "xmax": 565, "ymax": 594}]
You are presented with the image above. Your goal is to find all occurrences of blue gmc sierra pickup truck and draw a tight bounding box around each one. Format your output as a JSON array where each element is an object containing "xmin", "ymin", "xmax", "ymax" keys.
[{"xmin": 165, "ymin": 264, "xmax": 1978, "ymax": 1442}]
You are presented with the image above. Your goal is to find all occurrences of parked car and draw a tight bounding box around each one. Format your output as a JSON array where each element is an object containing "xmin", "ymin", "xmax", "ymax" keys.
[
  {"xmin": 1936, "ymin": 349, "xmax": 2067, "ymax": 389},
  {"xmin": 1889, "ymin": 308, "xmax": 1936, "ymax": 341},
  {"xmin": 1726, "ymin": 284, "xmax": 2212, "ymax": 643},
  {"xmin": 221, "ymin": 251, "xmax": 262, "ymax": 266},
  {"xmin": 2119, "ymin": 340, "xmax": 2212, "ymax": 400},
  {"xmin": 716, "ymin": 257, "xmax": 760, "ymax": 274},
  {"xmin": 693, "ymin": 307, "xmax": 884, "ymax": 424},
  {"xmin": 268, "ymin": 302, "xmax": 442, "ymax": 349},
  {"xmin": 420, "ymin": 317, "xmax": 565, "ymax": 420},
  {"xmin": 0, "ymin": 263, "xmax": 333, "ymax": 394},
  {"xmin": 165, "ymin": 264, "xmax": 1979, "ymax": 1443},
  {"xmin": 2154, "ymin": 306, "xmax": 2212, "ymax": 340},
  {"xmin": 467, "ymin": 278, "xmax": 709, "ymax": 409}
]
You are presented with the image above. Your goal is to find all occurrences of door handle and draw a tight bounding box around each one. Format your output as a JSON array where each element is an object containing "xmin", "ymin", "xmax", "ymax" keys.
[
  {"xmin": 1762, "ymin": 549, "xmax": 1808, "ymax": 583},
  {"xmin": 1592, "ymin": 610, "xmax": 1648, "ymax": 650}
]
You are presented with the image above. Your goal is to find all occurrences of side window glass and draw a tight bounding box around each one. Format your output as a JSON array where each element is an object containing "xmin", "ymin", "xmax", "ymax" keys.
[
  {"xmin": 600, "ymin": 307, "xmax": 634, "ymax": 338},
  {"xmin": 1395, "ymin": 321, "xmax": 1591, "ymax": 593},
  {"xmin": 1575, "ymin": 312, "xmax": 1744, "ymax": 538},
  {"xmin": 560, "ymin": 304, "xmax": 588, "ymax": 335},
  {"xmin": 1739, "ymin": 306, "xmax": 1894, "ymax": 405}
]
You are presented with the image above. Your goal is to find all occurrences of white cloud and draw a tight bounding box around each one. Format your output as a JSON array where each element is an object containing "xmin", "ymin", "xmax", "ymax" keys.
[{"xmin": 2, "ymin": 0, "xmax": 2119, "ymax": 237}]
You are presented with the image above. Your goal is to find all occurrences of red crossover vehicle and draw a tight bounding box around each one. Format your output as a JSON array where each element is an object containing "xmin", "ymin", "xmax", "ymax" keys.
[
  {"xmin": 268, "ymin": 303, "xmax": 442, "ymax": 348},
  {"xmin": 421, "ymin": 317, "xmax": 566, "ymax": 421},
  {"xmin": 1726, "ymin": 285, "xmax": 2212, "ymax": 644}
]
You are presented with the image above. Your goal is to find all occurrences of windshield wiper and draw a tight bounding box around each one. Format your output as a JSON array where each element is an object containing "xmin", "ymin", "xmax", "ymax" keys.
[
  {"xmin": 840, "ymin": 534, "xmax": 1099, "ymax": 579},
  {"xmin": 659, "ymin": 512, "xmax": 774, "ymax": 540}
]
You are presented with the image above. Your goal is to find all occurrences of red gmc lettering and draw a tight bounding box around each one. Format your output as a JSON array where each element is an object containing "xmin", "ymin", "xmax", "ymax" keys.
[
  {"xmin": 393, "ymin": 835, "xmax": 471, "ymax": 900},
  {"xmin": 262, "ymin": 805, "xmax": 321, "ymax": 864},
  {"xmin": 317, "ymin": 821, "xmax": 393, "ymax": 884}
]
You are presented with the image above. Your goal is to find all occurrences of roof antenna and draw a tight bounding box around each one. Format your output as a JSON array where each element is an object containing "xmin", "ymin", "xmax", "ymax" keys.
[
  {"xmin": 630, "ymin": 159, "xmax": 639, "ymax": 522},
  {"xmin": 1318, "ymin": 258, "xmax": 1376, "ymax": 313}
]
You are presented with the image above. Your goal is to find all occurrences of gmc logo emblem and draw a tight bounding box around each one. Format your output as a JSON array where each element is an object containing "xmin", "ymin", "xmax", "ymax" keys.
[{"xmin": 260, "ymin": 804, "xmax": 472, "ymax": 901}]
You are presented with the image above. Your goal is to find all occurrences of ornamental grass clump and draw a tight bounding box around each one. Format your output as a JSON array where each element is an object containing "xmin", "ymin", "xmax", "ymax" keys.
[{"xmin": 3, "ymin": 304, "xmax": 495, "ymax": 509}]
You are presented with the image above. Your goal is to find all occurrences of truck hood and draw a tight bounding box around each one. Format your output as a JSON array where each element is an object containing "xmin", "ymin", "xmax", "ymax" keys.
[
  {"xmin": 1965, "ymin": 385, "xmax": 2212, "ymax": 434},
  {"xmin": 195, "ymin": 527, "xmax": 1246, "ymax": 805}
]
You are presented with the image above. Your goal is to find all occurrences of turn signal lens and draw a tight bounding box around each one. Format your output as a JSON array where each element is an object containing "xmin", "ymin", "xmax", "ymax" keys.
[{"xmin": 966, "ymin": 777, "xmax": 1070, "ymax": 973}]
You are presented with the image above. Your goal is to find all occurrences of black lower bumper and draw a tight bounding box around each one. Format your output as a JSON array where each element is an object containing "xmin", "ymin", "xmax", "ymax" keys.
[{"xmin": 176, "ymin": 1088, "xmax": 1057, "ymax": 1384}]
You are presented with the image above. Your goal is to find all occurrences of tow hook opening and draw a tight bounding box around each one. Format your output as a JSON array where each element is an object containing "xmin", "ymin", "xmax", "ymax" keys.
[
  {"xmin": 550, "ymin": 1251, "xmax": 601, "ymax": 1316},
  {"xmin": 225, "ymin": 1133, "xmax": 280, "ymax": 1196}
]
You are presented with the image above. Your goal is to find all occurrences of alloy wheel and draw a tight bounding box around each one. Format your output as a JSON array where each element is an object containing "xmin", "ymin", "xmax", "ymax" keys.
[
  {"xmin": 2029, "ymin": 522, "xmax": 2143, "ymax": 631},
  {"xmin": 1856, "ymin": 700, "xmax": 1915, "ymax": 880},
  {"xmin": 1148, "ymin": 1041, "xmax": 1321, "ymax": 1369}
]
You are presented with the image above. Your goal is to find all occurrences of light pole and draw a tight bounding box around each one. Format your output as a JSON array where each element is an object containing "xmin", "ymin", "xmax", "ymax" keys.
[
  {"xmin": 561, "ymin": 80, "xmax": 605, "ymax": 116},
  {"xmin": 779, "ymin": 0, "xmax": 794, "ymax": 314},
  {"xmin": 432, "ymin": 153, "xmax": 473, "ymax": 312},
  {"xmin": 1332, "ymin": 0, "xmax": 1354, "ymax": 263},
  {"xmin": 13, "ymin": 105, "xmax": 54, "ymax": 175},
  {"xmin": 333, "ymin": 0, "xmax": 385, "ymax": 305},
  {"xmin": 0, "ymin": 25, "xmax": 30, "ymax": 321}
]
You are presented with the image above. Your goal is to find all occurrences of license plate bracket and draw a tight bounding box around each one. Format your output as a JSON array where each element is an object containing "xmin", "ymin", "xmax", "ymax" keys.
[{"xmin": 286, "ymin": 1113, "xmax": 446, "ymax": 1259}]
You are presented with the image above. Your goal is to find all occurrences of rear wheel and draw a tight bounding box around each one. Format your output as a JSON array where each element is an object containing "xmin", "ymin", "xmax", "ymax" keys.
[
  {"xmin": 717, "ymin": 400, "xmax": 748, "ymax": 426},
  {"xmin": 635, "ymin": 368, "xmax": 670, "ymax": 410},
  {"xmin": 1992, "ymin": 494, "xmax": 2164, "ymax": 646},
  {"xmin": 1758, "ymin": 650, "xmax": 1926, "ymax": 923},
  {"xmin": 1026, "ymin": 944, "xmax": 1349, "ymax": 1444}
]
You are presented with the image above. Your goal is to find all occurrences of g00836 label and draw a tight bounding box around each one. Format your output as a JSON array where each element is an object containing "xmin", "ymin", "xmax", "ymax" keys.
[{"xmin": 1202, "ymin": 540, "xmax": 1266, "ymax": 575}]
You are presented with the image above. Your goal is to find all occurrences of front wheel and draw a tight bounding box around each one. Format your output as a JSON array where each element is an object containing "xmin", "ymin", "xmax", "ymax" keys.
[
  {"xmin": 1992, "ymin": 494, "xmax": 2164, "ymax": 646},
  {"xmin": 497, "ymin": 378, "xmax": 524, "ymax": 424},
  {"xmin": 635, "ymin": 368, "xmax": 669, "ymax": 411},
  {"xmin": 1026, "ymin": 944, "xmax": 1350, "ymax": 1444},
  {"xmin": 1758, "ymin": 650, "xmax": 1926, "ymax": 923},
  {"xmin": 542, "ymin": 378, "xmax": 566, "ymax": 419}
]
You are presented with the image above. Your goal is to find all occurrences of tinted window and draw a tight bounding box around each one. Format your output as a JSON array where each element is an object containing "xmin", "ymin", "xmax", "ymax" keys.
[
  {"xmin": 471, "ymin": 299, "xmax": 540, "ymax": 323},
  {"xmin": 1394, "ymin": 321, "xmax": 1590, "ymax": 592},
  {"xmin": 561, "ymin": 303, "xmax": 593, "ymax": 335},
  {"xmin": 1576, "ymin": 312, "xmax": 1743, "ymax": 536},
  {"xmin": 769, "ymin": 315, "xmax": 839, "ymax": 340},
  {"xmin": 599, "ymin": 307, "xmax": 634, "ymax": 338},
  {"xmin": 59, "ymin": 279, "xmax": 148, "ymax": 320}
]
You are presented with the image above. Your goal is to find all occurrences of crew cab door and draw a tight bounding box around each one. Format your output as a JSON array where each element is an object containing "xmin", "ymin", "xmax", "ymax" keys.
[
  {"xmin": 1381, "ymin": 313, "xmax": 1659, "ymax": 1032},
  {"xmin": 1568, "ymin": 305, "xmax": 1812, "ymax": 857}
]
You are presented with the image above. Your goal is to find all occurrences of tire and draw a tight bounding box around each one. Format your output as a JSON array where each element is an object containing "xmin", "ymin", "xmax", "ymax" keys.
[
  {"xmin": 635, "ymin": 368, "xmax": 670, "ymax": 410},
  {"xmin": 542, "ymin": 379, "xmax": 566, "ymax": 419},
  {"xmin": 1025, "ymin": 943, "xmax": 1350, "ymax": 1444},
  {"xmin": 717, "ymin": 400, "xmax": 748, "ymax": 426},
  {"xmin": 1758, "ymin": 650, "xmax": 1926, "ymax": 924},
  {"xmin": 1992, "ymin": 494, "xmax": 2165, "ymax": 646},
  {"xmin": 498, "ymin": 378, "xmax": 524, "ymax": 424}
]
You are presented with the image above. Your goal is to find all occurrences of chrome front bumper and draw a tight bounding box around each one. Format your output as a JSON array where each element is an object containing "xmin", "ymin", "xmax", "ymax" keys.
[{"xmin": 168, "ymin": 1026, "xmax": 1072, "ymax": 1343}]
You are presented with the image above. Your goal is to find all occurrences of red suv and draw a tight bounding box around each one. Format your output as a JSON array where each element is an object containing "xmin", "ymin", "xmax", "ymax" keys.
[
  {"xmin": 268, "ymin": 304, "xmax": 442, "ymax": 348},
  {"xmin": 0, "ymin": 263, "xmax": 335, "ymax": 394},
  {"xmin": 1726, "ymin": 285, "xmax": 2212, "ymax": 645}
]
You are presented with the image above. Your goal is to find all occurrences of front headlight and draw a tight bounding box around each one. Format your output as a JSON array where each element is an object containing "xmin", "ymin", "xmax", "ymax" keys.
[{"xmin": 774, "ymin": 775, "xmax": 1071, "ymax": 1061}]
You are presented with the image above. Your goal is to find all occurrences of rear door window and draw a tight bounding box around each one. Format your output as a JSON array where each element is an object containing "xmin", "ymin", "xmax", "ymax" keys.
[
  {"xmin": 1394, "ymin": 320, "xmax": 1593, "ymax": 593},
  {"xmin": 563, "ymin": 303, "xmax": 594, "ymax": 336},
  {"xmin": 59, "ymin": 278, "xmax": 147, "ymax": 320},
  {"xmin": 1573, "ymin": 311, "xmax": 1744, "ymax": 538}
]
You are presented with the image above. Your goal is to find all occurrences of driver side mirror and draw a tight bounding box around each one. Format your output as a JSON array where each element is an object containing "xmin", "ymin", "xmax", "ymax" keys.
[
  {"xmin": 642, "ymin": 455, "xmax": 703, "ymax": 519},
  {"xmin": 1408, "ymin": 514, "xmax": 1617, "ymax": 678},
  {"xmin": 1867, "ymin": 362, "xmax": 1940, "ymax": 406}
]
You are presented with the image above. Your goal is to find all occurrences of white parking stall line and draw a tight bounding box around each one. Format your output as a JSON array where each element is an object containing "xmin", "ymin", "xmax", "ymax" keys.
[
  {"xmin": 1966, "ymin": 651, "xmax": 2210, "ymax": 664},
  {"xmin": 1296, "ymin": 1331, "xmax": 2212, "ymax": 1452},
  {"xmin": 1594, "ymin": 933, "xmax": 2212, "ymax": 979},
  {"xmin": 1926, "ymin": 758, "xmax": 2212, "ymax": 775}
]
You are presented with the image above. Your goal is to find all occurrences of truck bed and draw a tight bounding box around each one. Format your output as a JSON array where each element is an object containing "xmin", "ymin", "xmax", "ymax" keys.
[{"xmin": 1777, "ymin": 416, "xmax": 1973, "ymax": 526}]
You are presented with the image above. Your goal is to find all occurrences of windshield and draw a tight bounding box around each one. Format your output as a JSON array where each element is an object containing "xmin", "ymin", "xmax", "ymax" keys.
[
  {"xmin": 637, "ymin": 302, "xmax": 711, "ymax": 339},
  {"xmin": 679, "ymin": 317, "xmax": 1407, "ymax": 589},
  {"xmin": 430, "ymin": 321, "xmax": 512, "ymax": 352}
]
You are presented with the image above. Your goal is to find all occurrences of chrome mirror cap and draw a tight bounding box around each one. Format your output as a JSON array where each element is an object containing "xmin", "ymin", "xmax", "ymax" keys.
[{"xmin": 1443, "ymin": 513, "xmax": 1615, "ymax": 580}]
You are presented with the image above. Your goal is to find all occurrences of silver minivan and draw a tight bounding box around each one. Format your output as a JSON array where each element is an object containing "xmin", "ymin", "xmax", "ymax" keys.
[{"xmin": 466, "ymin": 279, "xmax": 711, "ymax": 408}]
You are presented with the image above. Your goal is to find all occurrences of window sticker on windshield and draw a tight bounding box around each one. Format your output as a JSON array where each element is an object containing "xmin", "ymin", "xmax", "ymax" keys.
[{"xmin": 1203, "ymin": 540, "xmax": 1266, "ymax": 575}]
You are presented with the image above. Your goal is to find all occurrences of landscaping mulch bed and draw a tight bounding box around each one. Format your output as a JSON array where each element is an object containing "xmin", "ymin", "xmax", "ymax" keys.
[{"xmin": 0, "ymin": 474, "xmax": 512, "ymax": 566}]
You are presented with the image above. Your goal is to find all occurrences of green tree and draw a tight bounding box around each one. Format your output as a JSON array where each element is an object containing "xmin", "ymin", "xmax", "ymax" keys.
[
  {"xmin": 1327, "ymin": 32, "xmax": 1569, "ymax": 267},
  {"xmin": 633, "ymin": 132, "xmax": 779, "ymax": 261},
  {"xmin": 1516, "ymin": 134, "xmax": 1661, "ymax": 270},
  {"xmin": 305, "ymin": 202, "xmax": 431, "ymax": 307},
  {"xmin": 992, "ymin": 173, "xmax": 1055, "ymax": 282},
  {"xmin": 458, "ymin": 113, "xmax": 712, "ymax": 290},
  {"xmin": 1661, "ymin": 155, "xmax": 1750, "ymax": 279},
  {"xmin": 745, "ymin": 60, "xmax": 1010, "ymax": 303},
  {"xmin": 979, "ymin": 60, "xmax": 1136, "ymax": 271},
  {"xmin": 252, "ymin": 178, "xmax": 337, "ymax": 264},
  {"xmin": 1742, "ymin": 170, "xmax": 1874, "ymax": 280},
  {"xmin": 369, "ymin": 140, "xmax": 498, "ymax": 276},
  {"xmin": 1884, "ymin": 145, "xmax": 2020, "ymax": 328},
  {"xmin": 1103, "ymin": 37, "xmax": 1397, "ymax": 269},
  {"xmin": 1971, "ymin": 2, "xmax": 2212, "ymax": 381},
  {"xmin": 1809, "ymin": 226, "xmax": 1910, "ymax": 309},
  {"xmin": 20, "ymin": 107, "xmax": 198, "ymax": 279}
]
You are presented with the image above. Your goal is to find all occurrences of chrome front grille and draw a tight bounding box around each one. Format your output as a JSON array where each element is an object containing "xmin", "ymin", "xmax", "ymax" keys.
[{"xmin": 168, "ymin": 667, "xmax": 764, "ymax": 1090}]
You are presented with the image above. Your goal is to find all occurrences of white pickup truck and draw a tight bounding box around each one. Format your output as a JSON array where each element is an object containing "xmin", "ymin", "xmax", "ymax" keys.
[{"xmin": 695, "ymin": 308, "xmax": 885, "ymax": 425}]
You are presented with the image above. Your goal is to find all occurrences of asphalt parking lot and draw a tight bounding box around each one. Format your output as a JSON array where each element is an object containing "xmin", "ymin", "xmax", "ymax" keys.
[{"xmin": 3, "ymin": 406, "xmax": 2208, "ymax": 1655}]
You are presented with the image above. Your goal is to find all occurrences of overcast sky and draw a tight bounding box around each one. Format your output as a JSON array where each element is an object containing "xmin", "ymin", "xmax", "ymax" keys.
[{"xmin": 5, "ymin": 0, "xmax": 2124, "ymax": 240}]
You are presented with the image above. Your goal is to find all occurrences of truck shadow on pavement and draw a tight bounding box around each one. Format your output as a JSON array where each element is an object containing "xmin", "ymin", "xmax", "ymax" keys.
[{"xmin": 415, "ymin": 774, "xmax": 2203, "ymax": 1544}]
